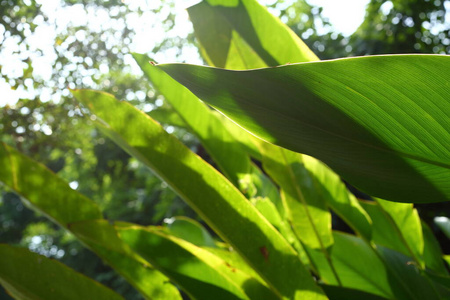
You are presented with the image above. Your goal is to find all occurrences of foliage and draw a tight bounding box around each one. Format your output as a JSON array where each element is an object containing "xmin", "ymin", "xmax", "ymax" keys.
[{"xmin": 0, "ymin": 0, "xmax": 449, "ymax": 299}]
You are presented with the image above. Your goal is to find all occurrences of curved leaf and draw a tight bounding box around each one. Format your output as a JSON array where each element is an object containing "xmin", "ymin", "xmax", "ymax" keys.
[
  {"xmin": 0, "ymin": 142, "xmax": 102, "ymax": 228},
  {"xmin": 166, "ymin": 216, "xmax": 216, "ymax": 248},
  {"xmin": 422, "ymin": 221, "xmax": 449, "ymax": 275},
  {"xmin": 0, "ymin": 143, "xmax": 181, "ymax": 300},
  {"xmin": 134, "ymin": 53, "xmax": 252, "ymax": 191},
  {"xmin": 188, "ymin": 0, "xmax": 318, "ymax": 69},
  {"xmin": 301, "ymin": 155, "xmax": 372, "ymax": 240},
  {"xmin": 157, "ymin": 55, "xmax": 450, "ymax": 203},
  {"xmin": 72, "ymin": 89, "xmax": 326, "ymax": 299},
  {"xmin": 319, "ymin": 284, "xmax": 389, "ymax": 300},
  {"xmin": 0, "ymin": 244, "xmax": 123, "ymax": 300},
  {"xmin": 119, "ymin": 225, "xmax": 278, "ymax": 300},
  {"xmin": 257, "ymin": 141, "xmax": 332, "ymax": 250},
  {"xmin": 310, "ymin": 232, "xmax": 394, "ymax": 299},
  {"xmin": 69, "ymin": 220, "xmax": 182, "ymax": 300},
  {"xmin": 377, "ymin": 246, "xmax": 443, "ymax": 300}
]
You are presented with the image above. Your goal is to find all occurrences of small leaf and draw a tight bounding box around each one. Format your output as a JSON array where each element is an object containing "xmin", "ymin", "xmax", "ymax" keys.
[{"xmin": 166, "ymin": 216, "xmax": 216, "ymax": 248}]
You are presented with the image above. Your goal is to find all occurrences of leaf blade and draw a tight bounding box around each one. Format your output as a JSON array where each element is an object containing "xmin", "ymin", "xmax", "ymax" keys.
[
  {"xmin": 72, "ymin": 89, "xmax": 326, "ymax": 300},
  {"xmin": 157, "ymin": 55, "xmax": 450, "ymax": 203},
  {"xmin": 0, "ymin": 244, "xmax": 124, "ymax": 300}
]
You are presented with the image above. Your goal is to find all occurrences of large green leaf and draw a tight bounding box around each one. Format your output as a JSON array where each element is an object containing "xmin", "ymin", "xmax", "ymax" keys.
[
  {"xmin": 188, "ymin": 0, "xmax": 318, "ymax": 69},
  {"xmin": 0, "ymin": 244, "xmax": 123, "ymax": 300},
  {"xmin": 72, "ymin": 89, "xmax": 326, "ymax": 299},
  {"xmin": 118, "ymin": 225, "xmax": 278, "ymax": 300},
  {"xmin": 157, "ymin": 55, "xmax": 450, "ymax": 203}
]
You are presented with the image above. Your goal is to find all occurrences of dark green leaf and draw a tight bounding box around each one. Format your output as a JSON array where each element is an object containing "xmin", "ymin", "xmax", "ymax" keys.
[
  {"xmin": 422, "ymin": 221, "xmax": 448, "ymax": 274},
  {"xmin": 157, "ymin": 55, "xmax": 450, "ymax": 203},
  {"xmin": 319, "ymin": 284, "xmax": 388, "ymax": 300},
  {"xmin": 377, "ymin": 246, "xmax": 442, "ymax": 300}
]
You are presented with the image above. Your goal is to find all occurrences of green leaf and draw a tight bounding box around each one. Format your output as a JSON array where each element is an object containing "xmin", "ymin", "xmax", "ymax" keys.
[
  {"xmin": 0, "ymin": 244, "xmax": 124, "ymax": 300},
  {"xmin": 248, "ymin": 164, "xmax": 311, "ymax": 267},
  {"xmin": 148, "ymin": 107, "xmax": 187, "ymax": 128},
  {"xmin": 166, "ymin": 216, "xmax": 216, "ymax": 248},
  {"xmin": 72, "ymin": 89, "xmax": 326, "ymax": 300},
  {"xmin": 311, "ymin": 232, "xmax": 395, "ymax": 299},
  {"xmin": 377, "ymin": 246, "xmax": 442, "ymax": 300},
  {"xmin": 375, "ymin": 198, "xmax": 424, "ymax": 266},
  {"xmin": 361, "ymin": 200, "xmax": 425, "ymax": 268},
  {"xmin": 69, "ymin": 220, "xmax": 182, "ymax": 300},
  {"xmin": 188, "ymin": 0, "xmax": 318, "ymax": 69},
  {"xmin": 0, "ymin": 143, "xmax": 180, "ymax": 300},
  {"xmin": 118, "ymin": 225, "xmax": 278, "ymax": 300},
  {"xmin": 157, "ymin": 54, "xmax": 450, "ymax": 203},
  {"xmin": 0, "ymin": 142, "xmax": 102, "ymax": 227},
  {"xmin": 301, "ymin": 154, "xmax": 372, "ymax": 240},
  {"xmin": 257, "ymin": 141, "xmax": 332, "ymax": 250},
  {"xmin": 422, "ymin": 221, "xmax": 449, "ymax": 275},
  {"xmin": 424, "ymin": 270, "xmax": 450, "ymax": 298},
  {"xmin": 319, "ymin": 284, "xmax": 389, "ymax": 300},
  {"xmin": 134, "ymin": 53, "xmax": 252, "ymax": 190}
]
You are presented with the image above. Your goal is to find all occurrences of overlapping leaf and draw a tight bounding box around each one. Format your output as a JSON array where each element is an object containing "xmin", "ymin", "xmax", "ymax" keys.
[
  {"xmin": 0, "ymin": 142, "xmax": 181, "ymax": 300},
  {"xmin": 188, "ymin": 0, "xmax": 318, "ymax": 69},
  {"xmin": 72, "ymin": 89, "xmax": 326, "ymax": 299},
  {"xmin": 134, "ymin": 53, "xmax": 252, "ymax": 191},
  {"xmin": 118, "ymin": 224, "xmax": 277, "ymax": 300},
  {"xmin": 188, "ymin": 0, "xmax": 373, "ymax": 238},
  {"xmin": 157, "ymin": 54, "xmax": 450, "ymax": 203},
  {"xmin": 69, "ymin": 220, "xmax": 182, "ymax": 300}
]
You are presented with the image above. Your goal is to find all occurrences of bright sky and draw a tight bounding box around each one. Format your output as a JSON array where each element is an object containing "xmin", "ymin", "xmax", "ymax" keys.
[
  {"xmin": 0, "ymin": 0, "xmax": 369, "ymax": 107},
  {"xmin": 307, "ymin": 0, "xmax": 370, "ymax": 35}
]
